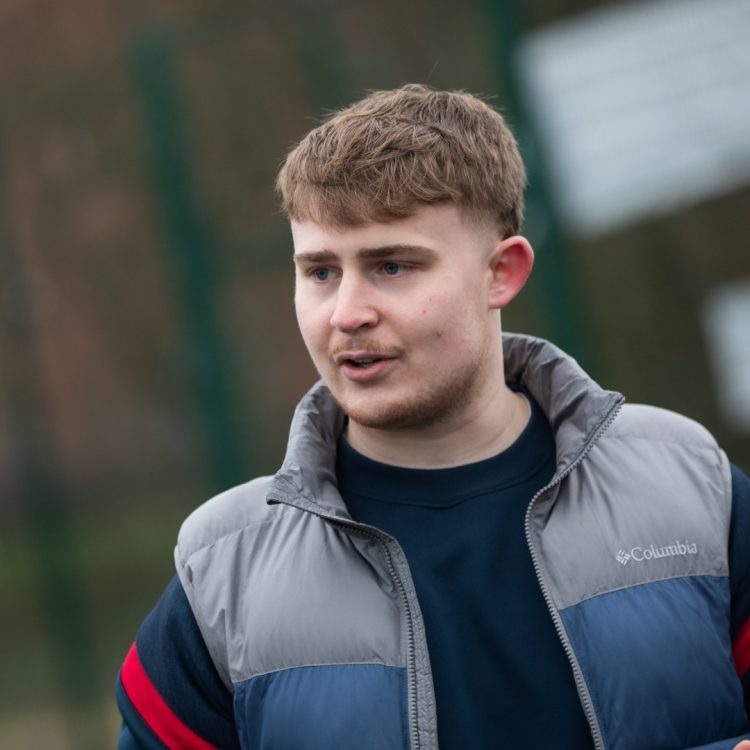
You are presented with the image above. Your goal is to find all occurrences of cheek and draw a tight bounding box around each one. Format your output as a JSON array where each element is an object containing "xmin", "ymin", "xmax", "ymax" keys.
[
  {"xmin": 296, "ymin": 289, "xmax": 325, "ymax": 328},
  {"xmin": 295, "ymin": 305, "xmax": 327, "ymax": 355},
  {"xmin": 412, "ymin": 294, "xmax": 476, "ymax": 336},
  {"xmin": 432, "ymin": 303, "xmax": 487, "ymax": 350}
]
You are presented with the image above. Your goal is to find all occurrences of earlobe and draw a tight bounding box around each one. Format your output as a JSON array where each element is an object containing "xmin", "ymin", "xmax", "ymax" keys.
[{"xmin": 487, "ymin": 235, "xmax": 535, "ymax": 309}]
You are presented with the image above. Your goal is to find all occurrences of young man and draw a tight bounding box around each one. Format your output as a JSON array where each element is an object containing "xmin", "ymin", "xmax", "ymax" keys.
[{"xmin": 116, "ymin": 85, "xmax": 750, "ymax": 750}]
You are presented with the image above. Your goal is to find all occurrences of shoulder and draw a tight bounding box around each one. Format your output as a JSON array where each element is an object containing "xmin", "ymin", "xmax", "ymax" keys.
[
  {"xmin": 176, "ymin": 475, "xmax": 283, "ymax": 567},
  {"xmin": 606, "ymin": 403, "xmax": 721, "ymax": 451},
  {"xmin": 593, "ymin": 404, "xmax": 731, "ymax": 502},
  {"xmin": 173, "ymin": 476, "xmax": 294, "ymax": 679}
]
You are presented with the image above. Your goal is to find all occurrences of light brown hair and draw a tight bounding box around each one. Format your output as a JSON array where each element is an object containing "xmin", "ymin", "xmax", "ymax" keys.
[{"xmin": 276, "ymin": 84, "xmax": 526, "ymax": 236}]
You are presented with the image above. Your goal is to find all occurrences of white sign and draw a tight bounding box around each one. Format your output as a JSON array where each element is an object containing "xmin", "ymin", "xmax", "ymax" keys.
[{"xmin": 518, "ymin": 0, "xmax": 750, "ymax": 236}]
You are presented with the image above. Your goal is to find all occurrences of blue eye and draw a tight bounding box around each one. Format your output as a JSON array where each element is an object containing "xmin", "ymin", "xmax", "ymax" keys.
[
  {"xmin": 312, "ymin": 268, "xmax": 330, "ymax": 281},
  {"xmin": 382, "ymin": 262, "xmax": 401, "ymax": 276}
]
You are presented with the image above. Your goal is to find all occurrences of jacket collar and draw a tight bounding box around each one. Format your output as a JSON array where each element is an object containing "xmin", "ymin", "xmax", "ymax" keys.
[
  {"xmin": 269, "ymin": 334, "xmax": 623, "ymax": 515},
  {"xmin": 502, "ymin": 334, "xmax": 623, "ymax": 476}
]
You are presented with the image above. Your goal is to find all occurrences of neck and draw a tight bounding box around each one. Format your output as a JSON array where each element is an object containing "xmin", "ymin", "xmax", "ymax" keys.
[{"xmin": 345, "ymin": 366, "xmax": 530, "ymax": 469}]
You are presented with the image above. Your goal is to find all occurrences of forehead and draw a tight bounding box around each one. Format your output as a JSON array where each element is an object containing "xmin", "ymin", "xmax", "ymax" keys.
[{"xmin": 290, "ymin": 203, "xmax": 488, "ymax": 257}]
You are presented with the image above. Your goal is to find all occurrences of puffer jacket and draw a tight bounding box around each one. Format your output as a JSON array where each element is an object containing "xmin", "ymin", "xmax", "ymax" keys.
[{"xmin": 175, "ymin": 334, "xmax": 750, "ymax": 750}]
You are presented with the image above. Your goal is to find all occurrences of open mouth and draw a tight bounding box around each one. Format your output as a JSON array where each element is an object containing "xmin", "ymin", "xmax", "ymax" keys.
[
  {"xmin": 333, "ymin": 350, "xmax": 399, "ymax": 378},
  {"xmin": 346, "ymin": 358, "xmax": 382, "ymax": 368}
]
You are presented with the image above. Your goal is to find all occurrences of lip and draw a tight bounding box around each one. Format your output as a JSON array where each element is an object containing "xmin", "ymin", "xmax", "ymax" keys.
[
  {"xmin": 334, "ymin": 351, "xmax": 398, "ymax": 382},
  {"xmin": 333, "ymin": 350, "xmax": 394, "ymax": 365}
]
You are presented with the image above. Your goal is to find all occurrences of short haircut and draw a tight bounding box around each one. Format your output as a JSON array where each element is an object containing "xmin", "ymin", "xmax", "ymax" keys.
[{"xmin": 276, "ymin": 84, "xmax": 526, "ymax": 236}]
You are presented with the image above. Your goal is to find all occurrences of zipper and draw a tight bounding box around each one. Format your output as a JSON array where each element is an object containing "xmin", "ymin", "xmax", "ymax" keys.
[
  {"xmin": 524, "ymin": 398, "xmax": 623, "ymax": 750},
  {"xmin": 362, "ymin": 528, "xmax": 421, "ymax": 750},
  {"xmin": 271, "ymin": 494, "xmax": 424, "ymax": 750}
]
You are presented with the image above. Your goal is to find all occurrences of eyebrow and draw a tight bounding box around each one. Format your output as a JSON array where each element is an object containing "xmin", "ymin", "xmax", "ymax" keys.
[{"xmin": 293, "ymin": 244, "xmax": 438, "ymax": 265}]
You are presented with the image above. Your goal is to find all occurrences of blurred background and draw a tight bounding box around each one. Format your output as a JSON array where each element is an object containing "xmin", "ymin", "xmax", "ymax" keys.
[{"xmin": 1, "ymin": 0, "xmax": 749, "ymax": 746}]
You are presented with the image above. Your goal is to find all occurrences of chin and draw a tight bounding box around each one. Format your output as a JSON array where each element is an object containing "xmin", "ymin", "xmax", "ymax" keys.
[{"xmin": 336, "ymin": 390, "xmax": 466, "ymax": 431}]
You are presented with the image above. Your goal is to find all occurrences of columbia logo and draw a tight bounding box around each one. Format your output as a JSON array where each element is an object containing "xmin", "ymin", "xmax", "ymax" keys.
[
  {"xmin": 615, "ymin": 550, "xmax": 631, "ymax": 565},
  {"xmin": 614, "ymin": 540, "xmax": 698, "ymax": 565}
]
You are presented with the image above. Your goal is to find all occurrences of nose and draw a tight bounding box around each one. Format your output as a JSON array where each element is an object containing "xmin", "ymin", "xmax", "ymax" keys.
[{"xmin": 329, "ymin": 275, "xmax": 379, "ymax": 332}]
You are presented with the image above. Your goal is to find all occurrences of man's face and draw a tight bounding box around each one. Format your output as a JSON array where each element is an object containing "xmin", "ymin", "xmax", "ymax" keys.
[{"xmin": 292, "ymin": 203, "xmax": 501, "ymax": 431}]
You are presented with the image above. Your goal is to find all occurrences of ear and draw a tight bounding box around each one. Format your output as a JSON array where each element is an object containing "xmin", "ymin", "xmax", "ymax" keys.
[{"xmin": 487, "ymin": 235, "xmax": 534, "ymax": 309}]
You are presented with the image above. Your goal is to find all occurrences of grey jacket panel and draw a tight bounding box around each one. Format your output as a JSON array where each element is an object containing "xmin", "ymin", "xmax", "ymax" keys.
[
  {"xmin": 176, "ymin": 476, "xmax": 277, "ymax": 564},
  {"xmin": 532, "ymin": 403, "xmax": 732, "ymax": 611},
  {"xmin": 177, "ymin": 486, "xmax": 405, "ymax": 687}
]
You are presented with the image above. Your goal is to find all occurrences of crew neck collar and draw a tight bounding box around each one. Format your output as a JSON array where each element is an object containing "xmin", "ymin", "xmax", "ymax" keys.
[{"xmin": 336, "ymin": 390, "xmax": 553, "ymax": 507}]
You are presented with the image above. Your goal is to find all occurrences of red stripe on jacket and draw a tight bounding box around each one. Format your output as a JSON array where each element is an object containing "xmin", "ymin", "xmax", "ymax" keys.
[
  {"xmin": 120, "ymin": 643, "xmax": 220, "ymax": 750},
  {"xmin": 734, "ymin": 618, "xmax": 750, "ymax": 679}
]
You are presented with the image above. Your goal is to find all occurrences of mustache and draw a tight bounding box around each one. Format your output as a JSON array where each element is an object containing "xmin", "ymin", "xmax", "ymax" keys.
[{"xmin": 329, "ymin": 340, "xmax": 405, "ymax": 358}]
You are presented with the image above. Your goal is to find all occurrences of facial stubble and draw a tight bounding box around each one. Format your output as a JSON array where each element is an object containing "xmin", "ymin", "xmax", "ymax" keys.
[{"xmin": 328, "ymin": 335, "xmax": 493, "ymax": 431}]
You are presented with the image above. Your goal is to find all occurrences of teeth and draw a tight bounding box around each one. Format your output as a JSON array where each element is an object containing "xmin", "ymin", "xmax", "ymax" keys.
[{"xmin": 353, "ymin": 359, "xmax": 376, "ymax": 367}]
